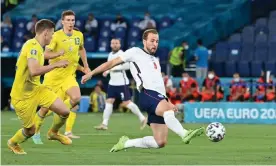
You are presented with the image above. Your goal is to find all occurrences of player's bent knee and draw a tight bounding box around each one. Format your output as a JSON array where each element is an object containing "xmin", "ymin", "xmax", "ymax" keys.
[
  {"xmin": 71, "ymin": 95, "xmax": 81, "ymax": 104},
  {"xmin": 156, "ymin": 139, "xmax": 167, "ymax": 148},
  {"xmin": 24, "ymin": 126, "xmax": 36, "ymax": 137}
]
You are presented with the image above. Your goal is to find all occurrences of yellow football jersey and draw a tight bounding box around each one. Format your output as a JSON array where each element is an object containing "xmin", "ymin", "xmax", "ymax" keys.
[
  {"xmin": 10, "ymin": 38, "xmax": 44, "ymax": 100},
  {"xmin": 43, "ymin": 29, "xmax": 83, "ymax": 85}
]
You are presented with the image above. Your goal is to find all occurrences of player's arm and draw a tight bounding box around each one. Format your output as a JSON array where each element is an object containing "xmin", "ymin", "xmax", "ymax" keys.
[
  {"xmin": 44, "ymin": 48, "xmax": 65, "ymax": 59},
  {"xmin": 28, "ymin": 58, "xmax": 68, "ymax": 76},
  {"xmin": 79, "ymin": 33, "xmax": 90, "ymax": 72},
  {"xmin": 82, "ymin": 56, "xmax": 124, "ymax": 83},
  {"xmin": 82, "ymin": 48, "xmax": 134, "ymax": 84},
  {"xmin": 44, "ymin": 34, "xmax": 64, "ymax": 59},
  {"xmin": 110, "ymin": 62, "xmax": 130, "ymax": 71}
]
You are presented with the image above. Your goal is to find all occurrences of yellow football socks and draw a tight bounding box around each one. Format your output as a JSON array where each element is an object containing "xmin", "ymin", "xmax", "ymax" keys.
[
  {"xmin": 10, "ymin": 128, "xmax": 28, "ymax": 145},
  {"xmin": 34, "ymin": 111, "xmax": 45, "ymax": 134},
  {"xmin": 65, "ymin": 111, "xmax": 76, "ymax": 133},
  {"xmin": 50, "ymin": 113, "xmax": 68, "ymax": 133}
]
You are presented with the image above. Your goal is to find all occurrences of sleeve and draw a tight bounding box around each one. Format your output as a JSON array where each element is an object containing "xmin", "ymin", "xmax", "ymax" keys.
[
  {"xmin": 119, "ymin": 48, "xmax": 135, "ymax": 62},
  {"xmin": 46, "ymin": 34, "xmax": 57, "ymax": 50},
  {"xmin": 80, "ymin": 33, "xmax": 84, "ymax": 48},
  {"xmin": 110, "ymin": 62, "xmax": 130, "ymax": 71},
  {"xmin": 26, "ymin": 46, "xmax": 39, "ymax": 60}
]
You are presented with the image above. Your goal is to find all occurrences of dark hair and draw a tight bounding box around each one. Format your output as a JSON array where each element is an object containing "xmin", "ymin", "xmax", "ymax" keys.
[
  {"xmin": 35, "ymin": 19, "xmax": 55, "ymax": 34},
  {"xmin": 197, "ymin": 39, "xmax": 203, "ymax": 45},
  {"xmin": 142, "ymin": 29, "xmax": 158, "ymax": 40},
  {"xmin": 61, "ymin": 10, "xmax": 75, "ymax": 20}
]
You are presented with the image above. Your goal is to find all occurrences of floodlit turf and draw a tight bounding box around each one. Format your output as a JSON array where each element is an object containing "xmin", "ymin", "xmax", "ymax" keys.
[{"xmin": 1, "ymin": 111, "xmax": 276, "ymax": 165}]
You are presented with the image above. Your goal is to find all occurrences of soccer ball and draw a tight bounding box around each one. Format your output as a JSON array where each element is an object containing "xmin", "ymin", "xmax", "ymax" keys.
[{"xmin": 206, "ymin": 122, "xmax": 226, "ymax": 142}]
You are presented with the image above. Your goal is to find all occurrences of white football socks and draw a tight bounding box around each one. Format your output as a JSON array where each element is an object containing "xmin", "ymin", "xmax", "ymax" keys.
[
  {"xmin": 126, "ymin": 102, "xmax": 146, "ymax": 122},
  {"xmin": 163, "ymin": 110, "xmax": 188, "ymax": 138},
  {"xmin": 102, "ymin": 103, "xmax": 113, "ymax": 126},
  {"xmin": 124, "ymin": 136, "xmax": 159, "ymax": 148}
]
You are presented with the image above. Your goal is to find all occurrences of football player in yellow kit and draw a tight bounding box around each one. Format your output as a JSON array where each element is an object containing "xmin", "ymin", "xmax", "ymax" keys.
[
  {"xmin": 32, "ymin": 10, "xmax": 90, "ymax": 144},
  {"xmin": 8, "ymin": 19, "xmax": 72, "ymax": 154}
]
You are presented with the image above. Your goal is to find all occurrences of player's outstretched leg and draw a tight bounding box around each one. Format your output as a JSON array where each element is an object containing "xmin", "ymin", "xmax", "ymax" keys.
[
  {"xmin": 110, "ymin": 124, "xmax": 166, "ymax": 152},
  {"xmin": 123, "ymin": 101, "xmax": 147, "ymax": 130},
  {"xmin": 47, "ymin": 98, "xmax": 72, "ymax": 145},
  {"xmin": 95, "ymin": 99, "xmax": 114, "ymax": 130},
  {"xmin": 156, "ymin": 100, "xmax": 204, "ymax": 144}
]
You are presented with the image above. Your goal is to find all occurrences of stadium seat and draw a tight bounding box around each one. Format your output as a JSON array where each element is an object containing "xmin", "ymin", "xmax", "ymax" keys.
[
  {"xmin": 225, "ymin": 61, "xmax": 236, "ymax": 77},
  {"xmin": 228, "ymin": 42, "xmax": 241, "ymax": 61},
  {"xmin": 99, "ymin": 18, "xmax": 114, "ymax": 29},
  {"xmin": 255, "ymin": 33, "xmax": 268, "ymax": 47},
  {"xmin": 242, "ymin": 26, "xmax": 255, "ymax": 44},
  {"xmin": 15, "ymin": 18, "xmax": 27, "ymax": 30},
  {"xmin": 114, "ymin": 27, "xmax": 127, "ymax": 39},
  {"xmin": 254, "ymin": 46, "xmax": 268, "ymax": 62},
  {"xmin": 97, "ymin": 38, "xmax": 110, "ymax": 52},
  {"xmin": 264, "ymin": 61, "xmax": 276, "ymax": 74},
  {"xmin": 237, "ymin": 61, "xmax": 250, "ymax": 77},
  {"xmin": 12, "ymin": 39, "xmax": 24, "ymax": 52},
  {"xmin": 255, "ymin": 18, "xmax": 268, "ymax": 34},
  {"xmin": 128, "ymin": 17, "xmax": 142, "ymax": 28},
  {"xmin": 215, "ymin": 42, "xmax": 228, "ymax": 61},
  {"xmin": 240, "ymin": 44, "xmax": 254, "ymax": 61},
  {"xmin": 250, "ymin": 61, "xmax": 263, "ymax": 77},
  {"xmin": 158, "ymin": 16, "xmax": 173, "ymax": 30},
  {"xmin": 229, "ymin": 33, "xmax": 241, "ymax": 43},
  {"xmin": 99, "ymin": 28, "xmax": 112, "ymax": 38},
  {"xmin": 270, "ymin": 10, "xmax": 276, "ymax": 19},
  {"xmin": 84, "ymin": 37, "xmax": 96, "ymax": 52},
  {"xmin": 210, "ymin": 61, "xmax": 224, "ymax": 77}
]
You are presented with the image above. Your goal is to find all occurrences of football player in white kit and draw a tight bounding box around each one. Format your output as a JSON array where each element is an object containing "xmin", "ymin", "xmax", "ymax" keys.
[
  {"xmin": 94, "ymin": 38, "xmax": 147, "ymax": 130},
  {"xmin": 82, "ymin": 29, "xmax": 204, "ymax": 152}
]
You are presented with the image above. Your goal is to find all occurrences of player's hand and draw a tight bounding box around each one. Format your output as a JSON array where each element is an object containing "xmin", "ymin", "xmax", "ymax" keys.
[
  {"xmin": 58, "ymin": 50, "xmax": 65, "ymax": 56},
  {"xmin": 102, "ymin": 71, "xmax": 109, "ymax": 77},
  {"xmin": 81, "ymin": 73, "xmax": 92, "ymax": 84},
  {"xmin": 55, "ymin": 60, "xmax": 69, "ymax": 68},
  {"xmin": 83, "ymin": 66, "xmax": 91, "ymax": 74}
]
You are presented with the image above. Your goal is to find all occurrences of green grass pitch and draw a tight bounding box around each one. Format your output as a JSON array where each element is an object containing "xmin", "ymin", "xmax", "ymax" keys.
[{"xmin": 1, "ymin": 111, "xmax": 276, "ymax": 165}]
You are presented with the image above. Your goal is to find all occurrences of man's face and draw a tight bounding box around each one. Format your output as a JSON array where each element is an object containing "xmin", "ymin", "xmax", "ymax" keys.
[
  {"xmin": 62, "ymin": 15, "xmax": 75, "ymax": 31},
  {"xmin": 110, "ymin": 39, "xmax": 121, "ymax": 52},
  {"xmin": 44, "ymin": 28, "xmax": 55, "ymax": 45},
  {"xmin": 143, "ymin": 33, "xmax": 159, "ymax": 55}
]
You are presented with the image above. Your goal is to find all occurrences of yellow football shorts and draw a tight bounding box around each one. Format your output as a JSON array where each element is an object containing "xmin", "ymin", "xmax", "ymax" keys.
[{"xmin": 11, "ymin": 86, "xmax": 58, "ymax": 128}]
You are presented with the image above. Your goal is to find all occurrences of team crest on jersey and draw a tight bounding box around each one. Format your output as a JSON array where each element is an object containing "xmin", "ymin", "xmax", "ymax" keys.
[
  {"xmin": 158, "ymin": 94, "xmax": 164, "ymax": 98},
  {"xmin": 30, "ymin": 49, "xmax": 37, "ymax": 55},
  {"xmin": 75, "ymin": 37, "xmax": 80, "ymax": 45}
]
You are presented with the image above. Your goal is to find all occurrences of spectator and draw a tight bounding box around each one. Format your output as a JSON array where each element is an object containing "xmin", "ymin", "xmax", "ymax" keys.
[
  {"xmin": 1, "ymin": 15, "xmax": 13, "ymax": 28},
  {"xmin": 194, "ymin": 39, "xmax": 210, "ymax": 79},
  {"xmin": 161, "ymin": 72, "xmax": 173, "ymax": 93},
  {"xmin": 89, "ymin": 85, "xmax": 106, "ymax": 112},
  {"xmin": 179, "ymin": 72, "xmax": 201, "ymax": 102},
  {"xmin": 168, "ymin": 41, "xmax": 189, "ymax": 77},
  {"xmin": 227, "ymin": 73, "xmax": 250, "ymax": 101},
  {"xmin": 24, "ymin": 14, "xmax": 37, "ymax": 41},
  {"xmin": 26, "ymin": 14, "xmax": 38, "ymax": 32},
  {"xmin": 85, "ymin": 13, "xmax": 98, "ymax": 37},
  {"xmin": 201, "ymin": 70, "xmax": 224, "ymax": 101},
  {"xmin": 138, "ymin": 11, "xmax": 156, "ymax": 30},
  {"xmin": 111, "ymin": 13, "xmax": 127, "ymax": 32},
  {"xmin": 253, "ymin": 72, "xmax": 275, "ymax": 102},
  {"xmin": 1, "ymin": 36, "xmax": 9, "ymax": 52}
]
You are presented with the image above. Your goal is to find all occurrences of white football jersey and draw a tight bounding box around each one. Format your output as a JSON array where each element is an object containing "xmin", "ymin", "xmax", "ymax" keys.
[
  {"xmin": 108, "ymin": 50, "xmax": 130, "ymax": 86},
  {"xmin": 120, "ymin": 47, "xmax": 166, "ymax": 96}
]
